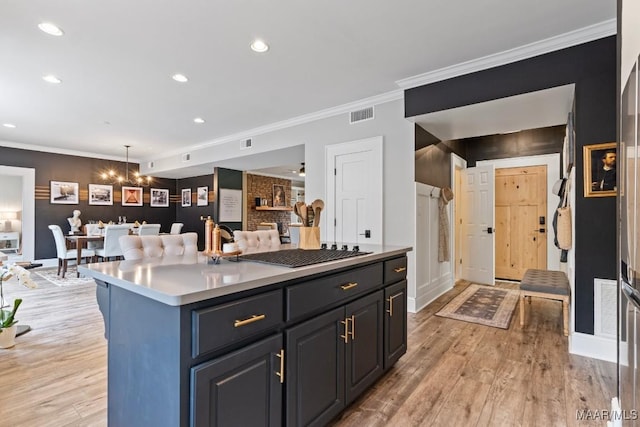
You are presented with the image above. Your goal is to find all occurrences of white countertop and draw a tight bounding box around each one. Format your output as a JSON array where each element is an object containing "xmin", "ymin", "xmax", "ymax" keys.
[{"xmin": 78, "ymin": 244, "xmax": 411, "ymax": 306}]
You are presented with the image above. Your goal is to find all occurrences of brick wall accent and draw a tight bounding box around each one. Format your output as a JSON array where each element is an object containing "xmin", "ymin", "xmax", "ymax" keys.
[{"xmin": 246, "ymin": 174, "xmax": 291, "ymax": 234}]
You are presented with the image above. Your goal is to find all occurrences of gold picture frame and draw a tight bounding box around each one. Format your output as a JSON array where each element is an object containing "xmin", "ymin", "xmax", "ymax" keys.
[{"xmin": 583, "ymin": 142, "xmax": 617, "ymax": 198}]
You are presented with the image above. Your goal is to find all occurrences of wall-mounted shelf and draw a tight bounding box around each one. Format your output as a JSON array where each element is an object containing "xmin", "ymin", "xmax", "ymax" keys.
[{"xmin": 255, "ymin": 206, "xmax": 293, "ymax": 211}]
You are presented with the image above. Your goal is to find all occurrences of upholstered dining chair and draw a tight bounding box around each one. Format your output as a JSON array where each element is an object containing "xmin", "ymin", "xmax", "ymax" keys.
[
  {"xmin": 138, "ymin": 224, "xmax": 161, "ymax": 236},
  {"xmin": 48, "ymin": 224, "xmax": 95, "ymax": 278},
  {"xmin": 170, "ymin": 223, "xmax": 183, "ymax": 234},
  {"xmin": 95, "ymin": 224, "xmax": 130, "ymax": 261}
]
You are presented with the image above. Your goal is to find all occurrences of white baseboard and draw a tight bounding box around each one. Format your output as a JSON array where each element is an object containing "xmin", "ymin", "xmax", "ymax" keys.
[
  {"xmin": 408, "ymin": 277, "xmax": 453, "ymax": 313},
  {"xmin": 569, "ymin": 332, "xmax": 617, "ymax": 363}
]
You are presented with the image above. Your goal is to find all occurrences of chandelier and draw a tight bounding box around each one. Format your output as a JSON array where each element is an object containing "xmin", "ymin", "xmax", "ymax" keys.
[{"xmin": 101, "ymin": 145, "xmax": 152, "ymax": 186}]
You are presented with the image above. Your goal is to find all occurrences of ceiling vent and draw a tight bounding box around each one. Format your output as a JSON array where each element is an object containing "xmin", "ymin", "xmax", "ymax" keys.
[
  {"xmin": 349, "ymin": 106, "xmax": 374, "ymax": 124},
  {"xmin": 147, "ymin": 161, "xmax": 154, "ymax": 169},
  {"xmin": 240, "ymin": 138, "xmax": 253, "ymax": 149},
  {"xmin": 182, "ymin": 153, "xmax": 191, "ymax": 162}
]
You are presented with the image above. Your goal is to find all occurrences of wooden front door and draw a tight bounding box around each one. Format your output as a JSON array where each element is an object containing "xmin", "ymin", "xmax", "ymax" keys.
[{"xmin": 495, "ymin": 165, "xmax": 547, "ymax": 281}]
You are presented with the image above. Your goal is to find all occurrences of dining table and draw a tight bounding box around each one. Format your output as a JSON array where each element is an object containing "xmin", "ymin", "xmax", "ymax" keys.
[{"xmin": 64, "ymin": 234, "xmax": 104, "ymax": 277}]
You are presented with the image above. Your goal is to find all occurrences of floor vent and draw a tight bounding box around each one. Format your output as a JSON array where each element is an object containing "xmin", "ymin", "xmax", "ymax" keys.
[
  {"xmin": 349, "ymin": 106, "xmax": 374, "ymax": 124},
  {"xmin": 594, "ymin": 278, "xmax": 617, "ymax": 339},
  {"xmin": 240, "ymin": 138, "xmax": 252, "ymax": 149},
  {"xmin": 182, "ymin": 153, "xmax": 191, "ymax": 162}
]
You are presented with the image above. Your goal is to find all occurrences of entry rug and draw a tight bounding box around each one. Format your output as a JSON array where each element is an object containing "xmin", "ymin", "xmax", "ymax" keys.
[
  {"xmin": 34, "ymin": 266, "xmax": 95, "ymax": 287},
  {"xmin": 436, "ymin": 284, "xmax": 519, "ymax": 329}
]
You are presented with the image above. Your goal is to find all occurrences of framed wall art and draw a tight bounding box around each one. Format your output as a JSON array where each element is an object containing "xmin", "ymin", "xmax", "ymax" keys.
[
  {"xmin": 88, "ymin": 184, "xmax": 113, "ymax": 206},
  {"xmin": 150, "ymin": 188, "xmax": 169, "ymax": 207},
  {"xmin": 197, "ymin": 186, "xmax": 208, "ymax": 206},
  {"xmin": 122, "ymin": 186, "xmax": 143, "ymax": 206},
  {"xmin": 50, "ymin": 181, "xmax": 79, "ymax": 204},
  {"xmin": 583, "ymin": 142, "xmax": 617, "ymax": 198},
  {"xmin": 273, "ymin": 184, "xmax": 285, "ymax": 207},
  {"xmin": 182, "ymin": 188, "xmax": 192, "ymax": 207}
]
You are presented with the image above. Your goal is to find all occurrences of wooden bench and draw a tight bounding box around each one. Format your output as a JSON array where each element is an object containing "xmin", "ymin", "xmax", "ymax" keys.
[{"xmin": 519, "ymin": 269, "xmax": 570, "ymax": 336}]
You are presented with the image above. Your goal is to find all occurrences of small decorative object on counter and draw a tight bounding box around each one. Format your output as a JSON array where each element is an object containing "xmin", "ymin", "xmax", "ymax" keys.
[{"xmin": 0, "ymin": 263, "xmax": 37, "ymax": 348}]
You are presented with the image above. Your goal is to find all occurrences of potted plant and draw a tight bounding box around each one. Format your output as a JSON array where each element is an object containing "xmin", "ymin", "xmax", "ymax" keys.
[{"xmin": 0, "ymin": 263, "xmax": 37, "ymax": 349}]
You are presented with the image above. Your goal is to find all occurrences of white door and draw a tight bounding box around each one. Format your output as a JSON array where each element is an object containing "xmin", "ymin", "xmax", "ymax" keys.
[
  {"xmin": 326, "ymin": 137, "xmax": 383, "ymax": 245},
  {"xmin": 461, "ymin": 165, "xmax": 495, "ymax": 285}
]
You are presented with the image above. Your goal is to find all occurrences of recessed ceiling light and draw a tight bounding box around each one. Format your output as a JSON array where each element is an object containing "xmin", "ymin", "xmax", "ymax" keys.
[
  {"xmin": 250, "ymin": 39, "xmax": 269, "ymax": 53},
  {"xmin": 3, "ymin": 123, "xmax": 16, "ymax": 128},
  {"xmin": 193, "ymin": 117, "xmax": 205, "ymax": 124},
  {"xmin": 42, "ymin": 75, "xmax": 61, "ymax": 84},
  {"xmin": 172, "ymin": 74, "xmax": 188, "ymax": 83},
  {"xmin": 38, "ymin": 22, "xmax": 64, "ymax": 36}
]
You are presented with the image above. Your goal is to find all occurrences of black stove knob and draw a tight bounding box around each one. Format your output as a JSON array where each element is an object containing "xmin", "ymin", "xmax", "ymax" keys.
[
  {"xmin": 352, "ymin": 245, "xmax": 359, "ymax": 252},
  {"xmin": 320, "ymin": 243, "xmax": 327, "ymax": 250},
  {"xmin": 331, "ymin": 243, "xmax": 338, "ymax": 250},
  {"xmin": 341, "ymin": 244, "xmax": 349, "ymax": 251}
]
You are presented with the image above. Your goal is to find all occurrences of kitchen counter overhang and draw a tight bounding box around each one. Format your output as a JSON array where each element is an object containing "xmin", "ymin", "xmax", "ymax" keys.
[{"xmin": 78, "ymin": 244, "xmax": 411, "ymax": 306}]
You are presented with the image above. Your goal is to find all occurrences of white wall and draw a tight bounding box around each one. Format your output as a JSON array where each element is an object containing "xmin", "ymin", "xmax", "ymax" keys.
[
  {"xmin": 622, "ymin": 0, "xmax": 640, "ymax": 85},
  {"xmin": 411, "ymin": 183, "xmax": 453, "ymax": 312},
  {"xmin": 145, "ymin": 98, "xmax": 416, "ymax": 274}
]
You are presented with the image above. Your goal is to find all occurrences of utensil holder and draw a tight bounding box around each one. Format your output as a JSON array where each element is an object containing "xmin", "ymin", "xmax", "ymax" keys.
[{"xmin": 299, "ymin": 227, "xmax": 320, "ymax": 250}]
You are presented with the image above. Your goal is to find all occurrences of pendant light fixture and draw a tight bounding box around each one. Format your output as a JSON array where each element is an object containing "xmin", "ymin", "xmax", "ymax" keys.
[
  {"xmin": 101, "ymin": 145, "xmax": 152, "ymax": 186},
  {"xmin": 299, "ymin": 162, "xmax": 306, "ymax": 177}
]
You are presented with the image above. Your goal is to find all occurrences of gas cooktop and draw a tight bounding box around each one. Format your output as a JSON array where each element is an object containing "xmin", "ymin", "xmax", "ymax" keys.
[{"xmin": 238, "ymin": 248, "xmax": 371, "ymax": 268}]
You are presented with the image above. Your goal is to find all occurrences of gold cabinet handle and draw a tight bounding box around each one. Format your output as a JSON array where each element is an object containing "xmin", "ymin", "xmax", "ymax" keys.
[
  {"xmin": 340, "ymin": 319, "xmax": 349, "ymax": 343},
  {"xmin": 340, "ymin": 282, "xmax": 358, "ymax": 290},
  {"xmin": 275, "ymin": 349, "xmax": 284, "ymax": 384},
  {"xmin": 387, "ymin": 294, "xmax": 400, "ymax": 316},
  {"xmin": 394, "ymin": 267, "xmax": 406, "ymax": 273},
  {"xmin": 234, "ymin": 314, "xmax": 266, "ymax": 328}
]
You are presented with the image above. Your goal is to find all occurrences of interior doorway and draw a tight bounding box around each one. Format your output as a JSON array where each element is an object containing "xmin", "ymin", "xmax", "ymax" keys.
[{"xmin": 453, "ymin": 153, "xmax": 561, "ymax": 283}]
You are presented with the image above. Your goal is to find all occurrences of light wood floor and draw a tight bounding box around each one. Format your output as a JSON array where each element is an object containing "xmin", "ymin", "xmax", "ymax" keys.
[{"xmin": 0, "ymin": 275, "xmax": 615, "ymax": 426}]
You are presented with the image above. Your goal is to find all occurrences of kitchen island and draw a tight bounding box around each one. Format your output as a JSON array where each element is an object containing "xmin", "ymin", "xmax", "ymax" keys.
[{"xmin": 79, "ymin": 244, "xmax": 410, "ymax": 427}]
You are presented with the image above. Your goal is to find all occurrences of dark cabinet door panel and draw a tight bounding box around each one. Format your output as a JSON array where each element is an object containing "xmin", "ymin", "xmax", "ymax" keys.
[
  {"xmin": 286, "ymin": 307, "xmax": 345, "ymax": 427},
  {"xmin": 345, "ymin": 290, "xmax": 384, "ymax": 404},
  {"xmin": 384, "ymin": 280, "xmax": 407, "ymax": 369},
  {"xmin": 191, "ymin": 334, "xmax": 282, "ymax": 427}
]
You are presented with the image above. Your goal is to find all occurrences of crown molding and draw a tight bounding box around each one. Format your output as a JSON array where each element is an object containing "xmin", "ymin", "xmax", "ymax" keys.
[
  {"xmin": 396, "ymin": 19, "xmax": 617, "ymax": 90},
  {"xmin": 153, "ymin": 90, "xmax": 404, "ymax": 161},
  {"xmin": 0, "ymin": 140, "xmax": 134, "ymax": 162}
]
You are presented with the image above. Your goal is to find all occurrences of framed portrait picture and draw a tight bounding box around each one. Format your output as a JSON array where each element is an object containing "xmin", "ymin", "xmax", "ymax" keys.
[
  {"xmin": 272, "ymin": 184, "xmax": 286, "ymax": 207},
  {"xmin": 122, "ymin": 186, "xmax": 143, "ymax": 206},
  {"xmin": 583, "ymin": 142, "xmax": 617, "ymax": 198},
  {"xmin": 88, "ymin": 184, "xmax": 113, "ymax": 206},
  {"xmin": 197, "ymin": 186, "xmax": 209, "ymax": 206},
  {"xmin": 50, "ymin": 181, "xmax": 79, "ymax": 204},
  {"xmin": 150, "ymin": 188, "xmax": 169, "ymax": 207},
  {"xmin": 182, "ymin": 188, "xmax": 192, "ymax": 207}
]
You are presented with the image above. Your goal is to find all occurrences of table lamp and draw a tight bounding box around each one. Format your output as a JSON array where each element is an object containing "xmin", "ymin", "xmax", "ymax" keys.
[{"xmin": 1, "ymin": 212, "xmax": 16, "ymax": 231}]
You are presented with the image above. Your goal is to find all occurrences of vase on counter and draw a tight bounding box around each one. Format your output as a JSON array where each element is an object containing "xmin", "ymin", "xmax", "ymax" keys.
[{"xmin": 0, "ymin": 324, "xmax": 17, "ymax": 349}]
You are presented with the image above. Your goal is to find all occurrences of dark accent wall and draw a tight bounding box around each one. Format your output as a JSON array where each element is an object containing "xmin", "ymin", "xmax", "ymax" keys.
[
  {"xmin": 0, "ymin": 146, "xmax": 177, "ymax": 259},
  {"xmin": 406, "ymin": 36, "xmax": 617, "ymax": 335},
  {"xmin": 414, "ymin": 125, "xmax": 466, "ymax": 188},
  {"xmin": 176, "ymin": 174, "xmax": 215, "ymax": 251},
  {"xmin": 463, "ymin": 126, "xmax": 566, "ymax": 167}
]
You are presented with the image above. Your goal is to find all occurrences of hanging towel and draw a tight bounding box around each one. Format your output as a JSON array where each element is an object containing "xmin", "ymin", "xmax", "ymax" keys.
[{"xmin": 438, "ymin": 187, "xmax": 454, "ymax": 262}]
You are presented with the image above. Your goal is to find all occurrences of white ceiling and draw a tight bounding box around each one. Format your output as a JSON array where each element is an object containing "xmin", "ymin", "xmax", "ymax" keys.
[
  {"xmin": 0, "ymin": 1, "xmax": 615, "ymax": 171},
  {"xmin": 414, "ymin": 84, "xmax": 576, "ymax": 141}
]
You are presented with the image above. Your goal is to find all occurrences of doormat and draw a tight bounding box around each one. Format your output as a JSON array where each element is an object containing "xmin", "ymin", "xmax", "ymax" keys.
[
  {"xmin": 33, "ymin": 266, "xmax": 95, "ymax": 287},
  {"xmin": 436, "ymin": 284, "xmax": 519, "ymax": 329}
]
